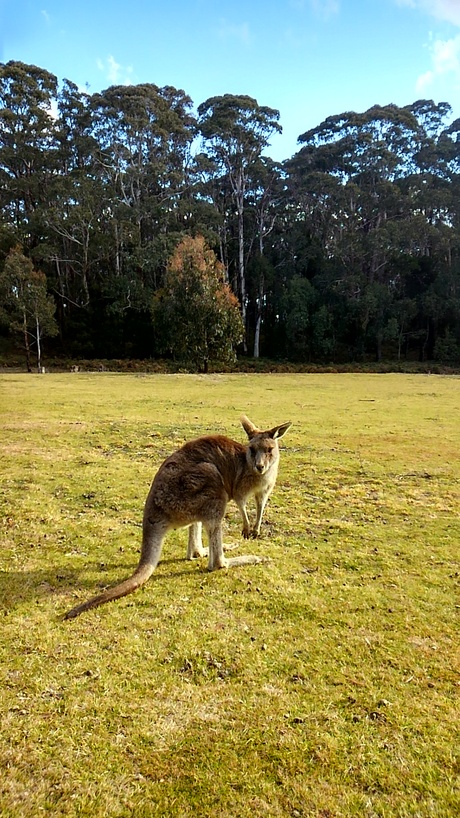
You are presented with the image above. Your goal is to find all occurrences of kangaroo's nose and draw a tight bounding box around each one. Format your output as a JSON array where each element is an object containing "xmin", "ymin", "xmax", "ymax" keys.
[{"xmin": 256, "ymin": 463, "xmax": 264, "ymax": 473}]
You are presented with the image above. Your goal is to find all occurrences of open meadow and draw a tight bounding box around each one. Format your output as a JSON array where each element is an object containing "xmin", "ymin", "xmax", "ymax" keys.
[{"xmin": 0, "ymin": 372, "xmax": 459, "ymax": 817}]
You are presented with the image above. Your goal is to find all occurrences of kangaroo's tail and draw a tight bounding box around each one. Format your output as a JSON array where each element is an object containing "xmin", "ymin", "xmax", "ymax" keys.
[
  {"xmin": 64, "ymin": 513, "xmax": 169, "ymax": 620},
  {"xmin": 64, "ymin": 561, "xmax": 156, "ymax": 620}
]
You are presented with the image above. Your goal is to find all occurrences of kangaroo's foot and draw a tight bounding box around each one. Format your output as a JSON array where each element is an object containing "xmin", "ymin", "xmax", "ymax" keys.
[
  {"xmin": 188, "ymin": 545, "xmax": 207, "ymax": 560},
  {"xmin": 188, "ymin": 541, "xmax": 241, "ymax": 560},
  {"xmin": 210, "ymin": 554, "xmax": 271, "ymax": 570},
  {"xmin": 226, "ymin": 554, "xmax": 270, "ymax": 567}
]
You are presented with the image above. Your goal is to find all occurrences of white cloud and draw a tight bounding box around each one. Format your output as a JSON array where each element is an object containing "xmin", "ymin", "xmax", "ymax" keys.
[
  {"xmin": 41, "ymin": 9, "xmax": 51, "ymax": 25},
  {"xmin": 107, "ymin": 55, "xmax": 121, "ymax": 84},
  {"xmin": 96, "ymin": 55, "xmax": 134, "ymax": 86},
  {"xmin": 416, "ymin": 32, "xmax": 460, "ymax": 89},
  {"xmin": 396, "ymin": 0, "xmax": 460, "ymax": 26},
  {"xmin": 416, "ymin": 68, "xmax": 435, "ymax": 90},
  {"xmin": 397, "ymin": 0, "xmax": 460, "ymax": 92}
]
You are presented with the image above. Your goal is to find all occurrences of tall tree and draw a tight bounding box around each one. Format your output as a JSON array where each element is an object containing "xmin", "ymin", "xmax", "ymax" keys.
[
  {"xmin": 0, "ymin": 245, "xmax": 57, "ymax": 371},
  {"xmin": 0, "ymin": 61, "xmax": 58, "ymax": 231},
  {"xmin": 151, "ymin": 235, "xmax": 244, "ymax": 372},
  {"xmin": 197, "ymin": 95, "xmax": 281, "ymax": 348},
  {"xmin": 43, "ymin": 82, "xmax": 105, "ymax": 312},
  {"xmin": 91, "ymin": 83, "xmax": 195, "ymax": 238},
  {"xmin": 245, "ymin": 157, "xmax": 284, "ymax": 357},
  {"xmin": 285, "ymin": 103, "xmax": 456, "ymax": 359},
  {"xmin": 87, "ymin": 83, "xmax": 197, "ymax": 309}
]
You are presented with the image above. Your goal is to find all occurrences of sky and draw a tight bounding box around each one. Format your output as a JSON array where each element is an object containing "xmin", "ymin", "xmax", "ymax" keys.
[{"xmin": 2, "ymin": 0, "xmax": 460, "ymax": 161}]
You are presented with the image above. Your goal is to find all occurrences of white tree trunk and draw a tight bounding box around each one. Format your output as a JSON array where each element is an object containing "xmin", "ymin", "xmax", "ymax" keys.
[{"xmin": 36, "ymin": 315, "xmax": 42, "ymax": 372}]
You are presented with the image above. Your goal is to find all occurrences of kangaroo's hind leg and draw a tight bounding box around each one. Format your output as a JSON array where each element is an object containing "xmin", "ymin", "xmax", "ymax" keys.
[
  {"xmin": 205, "ymin": 519, "xmax": 228, "ymax": 570},
  {"xmin": 187, "ymin": 521, "xmax": 241, "ymax": 561},
  {"xmin": 205, "ymin": 518, "xmax": 268, "ymax": 571},
  {"xmin": 187, "ymin": 522, "xmax": 207, "ymax": 559}
]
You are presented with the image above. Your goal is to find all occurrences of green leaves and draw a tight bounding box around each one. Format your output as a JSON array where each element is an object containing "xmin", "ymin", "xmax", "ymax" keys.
[
  {"xmin": 151, "ymin": 235, "xmax": 244, "ymax": 371},
  {"xmin": 1, "ymin": 62, "xmax": 459, "ymax": 366},
  {"xmin": 0, "ymin": 245, "xmax": 58, "ymax": 370}
]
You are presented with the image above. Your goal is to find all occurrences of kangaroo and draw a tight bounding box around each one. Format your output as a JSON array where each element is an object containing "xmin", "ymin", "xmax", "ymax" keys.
[{"xmin": 64, "ymin": 415, "xmax": 291, "ymax": 619}]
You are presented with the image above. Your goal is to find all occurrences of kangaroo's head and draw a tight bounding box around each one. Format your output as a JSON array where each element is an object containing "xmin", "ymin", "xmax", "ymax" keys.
[{"xmin": 241, "ymin": 415, "xmax": 292, "ymax": 475}]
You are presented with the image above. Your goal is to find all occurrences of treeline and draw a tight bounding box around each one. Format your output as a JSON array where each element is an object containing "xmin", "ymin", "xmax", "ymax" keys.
[{"xmin": 1, "ymin": 60, "xmax": 460, "ymax": 367}]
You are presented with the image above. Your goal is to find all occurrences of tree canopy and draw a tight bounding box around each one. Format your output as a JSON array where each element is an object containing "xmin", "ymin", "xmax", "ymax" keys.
[
  {"xmin": 151, "ymin": 235, "xmax": 243, "ymax": 372},
  {"xmin": 1, "ymin": 60, "xmax": 459, "ymax": 368}
]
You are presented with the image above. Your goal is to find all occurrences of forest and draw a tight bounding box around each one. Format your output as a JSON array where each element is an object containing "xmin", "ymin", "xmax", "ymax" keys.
[{"xmin": 1, "ymin": 60, "xmax": 459, "ymax": 369}]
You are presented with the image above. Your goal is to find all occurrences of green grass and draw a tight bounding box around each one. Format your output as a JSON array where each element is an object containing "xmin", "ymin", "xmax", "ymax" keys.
[{"xmin": 0, "ymin": 372, "xmax": 459, "ymax": 817}]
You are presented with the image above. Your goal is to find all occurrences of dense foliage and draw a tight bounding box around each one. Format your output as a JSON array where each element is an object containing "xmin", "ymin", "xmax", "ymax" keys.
[
  {"xmin": 1, "ymin": 61, "xmax": 459, "ymax": 366},
  {"xmin": 151, "ymin": 235, "xmax": 244, "ymax": 372}
]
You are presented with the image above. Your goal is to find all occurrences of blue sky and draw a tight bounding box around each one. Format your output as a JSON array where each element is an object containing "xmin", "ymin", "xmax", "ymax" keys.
[{"xmin": 2, "ymin": 0, "xmax": 460, "ymax": 160}]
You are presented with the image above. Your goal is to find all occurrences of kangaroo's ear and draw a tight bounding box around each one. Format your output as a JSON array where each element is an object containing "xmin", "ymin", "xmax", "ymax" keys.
[
  {"xmin": 241, "ymin": 415, "xmax": 259, "ymax": 439},
  {"xmin": 269, "ymin": 421, "xmax": 292, "ymax": 439}
]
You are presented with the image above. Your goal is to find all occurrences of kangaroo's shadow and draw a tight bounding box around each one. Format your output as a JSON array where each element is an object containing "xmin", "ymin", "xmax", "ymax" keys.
[{"xmin": 0, "ymin": 555, "xmax": 207, "ymax": 613}]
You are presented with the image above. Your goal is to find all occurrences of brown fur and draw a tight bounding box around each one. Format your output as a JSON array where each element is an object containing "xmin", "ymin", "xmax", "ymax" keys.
[{"xmin": 64, "ymin": 415, "xmax": 291, "ymax": 619}]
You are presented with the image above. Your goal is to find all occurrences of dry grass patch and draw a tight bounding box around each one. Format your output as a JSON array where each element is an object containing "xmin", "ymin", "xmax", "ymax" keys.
[{"xmin": 0, "ymin": 372, "xmax": 459, "ymax": 817}]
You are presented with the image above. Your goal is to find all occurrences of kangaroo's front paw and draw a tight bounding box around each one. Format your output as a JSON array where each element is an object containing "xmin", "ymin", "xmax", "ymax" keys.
[{"xmin": 242, "ymin": 528, "xmax": 261, "ymax": 539}]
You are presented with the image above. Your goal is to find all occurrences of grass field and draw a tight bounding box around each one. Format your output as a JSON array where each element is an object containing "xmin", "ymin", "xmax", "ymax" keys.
[{"xmin": 0, "ymin": 372, "xmax": 459, "ymax": 817}]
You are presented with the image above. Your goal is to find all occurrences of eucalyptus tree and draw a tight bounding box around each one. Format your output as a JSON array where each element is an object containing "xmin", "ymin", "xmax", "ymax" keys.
[
  {"xmin": 392, "ymin": 101, "xmax": 460, "ymax": 358},
  {"xmin": 54, "ymin": 80, "xmax": 198, "ymax": 348},
  {"xmin": 244, "ymin": 157, "xmax": 284, "ymax": 356},
  {"xmin": 284, "ymin": 99, "xmax": 460, "ymax": 360},
  {"xmin": 0, "ymin": 245, "xmax": 57, "ymax": 371},
  {"xmin": 90, "ymin": 84, "xmax": 196, "ymax": 264},
  {"xmin": 192, "ymin": 150, "xmax": 234, "ymax": 280},
  {"xmin": 286, "ymin": 104, "xmax": 427, "ymax": 358},
  {"xmin": 197, "ymin": 95, "xmax": 281, "ymax": 346},
  {"xmin": 40, "ymin": 79, "xmax": 108, "ymax": 322},
  {"xmin": 0, "ymin": 61, "xmax": 58, "ymax": 234}
]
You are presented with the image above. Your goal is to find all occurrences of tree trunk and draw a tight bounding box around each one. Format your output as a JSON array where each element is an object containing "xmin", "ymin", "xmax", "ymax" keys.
[
  {"xmin": 23, "ymin": 309, "xmax": 32, "ymax": 372},
  {"xmin": 253, "ymin": 312, "xmax": 261, "ymax": 359},
  {"xmin": 252, "ymin": 219, "xmax": 268, "ymax": 359},
  {"xmin": 253, "ymin": 273, "xmax": 264, "ymax": 358},
  {"xmin": 232, "ymin": 166, "xmax": 247, "ymax": 353},
  {"xmin": 114, "ymin": 222, "xmax": 121, "ymax": 276},
  {"xmin": 36, "ymin": 315, "xmax": 42, "ymax": 372},
  {"xmin": 237, "ymin": 201, "xmax": 247, "ymax": 353}
]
